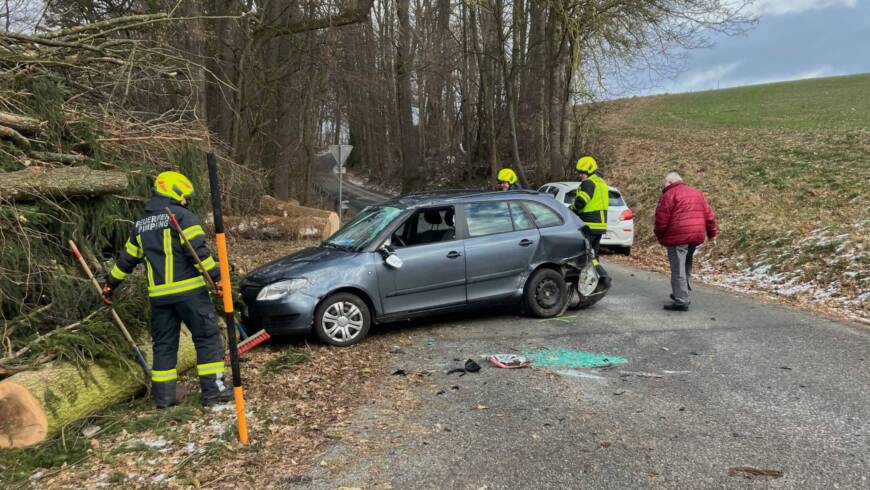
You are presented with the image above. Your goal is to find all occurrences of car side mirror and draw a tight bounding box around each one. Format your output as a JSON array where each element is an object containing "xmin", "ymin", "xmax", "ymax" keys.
[{"xmin": 385, "ymin": 254, "xmax": 403, "ymax": 269}]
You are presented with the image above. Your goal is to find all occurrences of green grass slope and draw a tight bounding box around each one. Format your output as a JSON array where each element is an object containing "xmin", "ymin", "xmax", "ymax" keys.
[
  {"xmin": 629, "ymin": 73, "xmax": 870, "ymax": 130},
  {"xmin": 598, "ymin": 74, "xmax": 869, "ymax": 312}
]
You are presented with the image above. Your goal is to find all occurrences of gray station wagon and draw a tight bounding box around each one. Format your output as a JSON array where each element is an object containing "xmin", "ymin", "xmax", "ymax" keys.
[{"xmin": 240, "ymin": 190, "xmax": 610, "ymax": 346}]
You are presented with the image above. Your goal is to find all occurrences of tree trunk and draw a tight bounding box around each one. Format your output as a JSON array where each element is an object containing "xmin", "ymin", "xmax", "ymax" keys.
[
  {"xmin": 396, "ymin": 0, "xmax": 420, "ymax": 192},
  {"xmin": 223, "ymin": 214, "xmax": 339, "ymax": 241},
  {"xmin": 0, "ymin": 329, "xmax": 197, "ymax": 449},
  {"xmin": 0, "ymin": 112, "xmax": 42, "ymax": 135},
  {"xmin": 0, "ymin": 167, "xmax": 127, "ymax": 202}
]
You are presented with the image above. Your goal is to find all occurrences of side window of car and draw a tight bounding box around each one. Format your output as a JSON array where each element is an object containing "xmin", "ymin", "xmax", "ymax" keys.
[
  {"xmin": 392, "ymin": 207, "xmax": 456, "ymax": 247},
  {"xmin": 563, "ymin": 189, "xmax": 577, "ymax": 205},
  {"xmin": 466, "ymin": 202, "xmax": 514, "ymax": 237},
  {"xmin": 547, "ymin": 187, "xmax": 559, "ymax": 198},
  {"xmin": 525, "ymin": 201, "xmax": 564, "ymax": 228},
  {"xmin": 509, "ymin": 202, "xmax": 535, "ymax": 231}
]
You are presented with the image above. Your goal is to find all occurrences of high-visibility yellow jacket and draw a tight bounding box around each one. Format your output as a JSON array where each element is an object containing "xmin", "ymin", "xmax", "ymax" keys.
[
  {"xmin": 571, "ymin": 173, "xmax": 609, "ymax": 234},
  {"xmin": 107, "ymin": 196, "xmax": 219, "ymax": 304}
]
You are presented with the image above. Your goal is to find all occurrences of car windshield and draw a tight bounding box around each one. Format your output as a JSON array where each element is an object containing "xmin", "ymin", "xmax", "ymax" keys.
[{"xmin": 323, "ymin": 206, "xmax": 403, "ymax": 250}]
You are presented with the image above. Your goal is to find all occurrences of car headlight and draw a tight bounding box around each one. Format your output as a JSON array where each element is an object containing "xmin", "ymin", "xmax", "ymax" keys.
[{"xmin": 256, "ymin": 278, "xmax": 310, "ymax": 301}]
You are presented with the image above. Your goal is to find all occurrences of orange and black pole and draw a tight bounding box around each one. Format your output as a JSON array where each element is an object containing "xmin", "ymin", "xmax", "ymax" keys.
[{"xmin": 207, "ymin": 151, "xmax": 249, "ymax": 444}]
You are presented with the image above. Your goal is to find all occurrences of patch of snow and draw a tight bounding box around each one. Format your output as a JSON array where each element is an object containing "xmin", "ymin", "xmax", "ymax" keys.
[{"xmin": 143, "ymin": 437, "xmax": 167, "ymax": 449}]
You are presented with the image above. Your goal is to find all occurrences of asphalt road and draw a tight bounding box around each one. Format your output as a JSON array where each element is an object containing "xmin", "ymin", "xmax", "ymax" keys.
[
  {"xmin": 313, "ymin": 153, "xmax": 392, "ymax": 213},
  {"xmin": 292, "ymin": 262, "xmax": 869, "ymax": 489}
]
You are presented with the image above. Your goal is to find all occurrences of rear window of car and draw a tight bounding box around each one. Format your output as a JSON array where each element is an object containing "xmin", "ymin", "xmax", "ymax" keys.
[
  {"xmin": 525, "ymin": 201, "xmax": 563, "ymax": 228},
  {"xmin": 466, "ymin": 202, "xmax": 514, "ymax": 237},
  {"xmin": 563, "ymin": 189, "xmax": 576, "ymax": 204},
  {"xmin": 609, "ymin": 191, "xmax": 625, "ymax": 206},
  {"xmin": 509, "ymin": 202, "xmax": 535, "ymax": 231}
]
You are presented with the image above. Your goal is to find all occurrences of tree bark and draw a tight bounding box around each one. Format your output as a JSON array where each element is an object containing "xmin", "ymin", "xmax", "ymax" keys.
[
  {"xmin": 223, "ymin": 214, "xmax": 339, "ymax": 241},
  {"xmin": 0, "ymin": 167, "xmax": 127, "ymax": 202},
  {"xmin": 396, "ymin": 0, "xmax": 420, "ymax": 192},
  {"xmin": 0, "ymin": 125, "xmax": 31, "ymax": 150},
  {"xmin": 0, "ymin": 329, "xmax": 197, "ymax": 449},
  {"xmin": 0, "ymin": 112, "xmax": 42, "ymax": 135},
  {"xmin": 28, "ymin": 151, "xmax": 91, "ymax": 166}
]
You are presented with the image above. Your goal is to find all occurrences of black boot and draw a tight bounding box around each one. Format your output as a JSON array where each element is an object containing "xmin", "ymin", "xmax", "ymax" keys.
[
  {"xmin": 200, "ymin": 373, "xmax": 233, "ymax": 407},
  {"xmin": 663, "ymin": 303, "xmax": 689, "ymax": 312},
  {"xmin": 153, "ymin": 380, "xmax": 178, "ymax": 409}
]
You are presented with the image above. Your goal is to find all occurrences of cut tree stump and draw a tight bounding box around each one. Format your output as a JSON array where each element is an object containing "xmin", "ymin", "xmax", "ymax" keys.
[
  {"xmin": 0, "ymin": 166, "xmax": 127, "ymax": 202},
  {"xmin": 0, "ymin": 328, "xmax": 198, "ymax": 449},
  {"xmin": 0, "ymin": 112, "xmax": 42, "ymax": 135}
]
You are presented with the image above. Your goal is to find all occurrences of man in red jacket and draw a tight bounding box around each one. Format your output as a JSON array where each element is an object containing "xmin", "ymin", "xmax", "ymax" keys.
[{"xmin": 654, "ymin": 172, "xmax": 718, "ymax": 311}]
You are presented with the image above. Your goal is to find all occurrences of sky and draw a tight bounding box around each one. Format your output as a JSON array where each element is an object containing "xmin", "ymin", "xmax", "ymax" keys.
[{"xmin": 628, "ymin": 0, "xmax": 870, "ymax": 95}]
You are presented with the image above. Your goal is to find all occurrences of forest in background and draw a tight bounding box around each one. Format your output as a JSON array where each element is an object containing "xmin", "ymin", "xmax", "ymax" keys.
[{"xmin": 3, "ymin": 0, "xmax": 751, "ymax": 199}]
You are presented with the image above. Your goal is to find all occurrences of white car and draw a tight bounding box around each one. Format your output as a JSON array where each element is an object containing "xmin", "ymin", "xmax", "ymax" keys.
[{"xmin": 538, "ymin": 181, "xmax": 634, "ymax": 255}]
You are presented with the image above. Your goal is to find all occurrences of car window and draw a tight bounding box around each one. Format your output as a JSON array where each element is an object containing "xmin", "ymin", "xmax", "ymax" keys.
[
  {"xmin": 563, "ymin": 189, "xmax": 576, "ymax": 204},
  {"xmin": 326, "ymin": 206, "xmax": 404, "ymax": 249},
  {"xmin": 392, "ymin": 206, "xmax": 456, "ymax": 247},
  {"xmin": 609, "ymin": 191, "xmax": 625, "ymax": 206},
  {"xmin": 466, "ymin": 202, "xmax": 514, "ymax": 237},
  {"xmin": 509, "ymin": 202, "xmax": 535, "ymax": 231},
  {"xmin": 525, "ymin": 201, "xmax": 564, "ymax": 228},
  {"xmin": 546, "ymin": 187, "xmax": 559, "ymax": 198},
  {"xmin": 538, "ymin": 185, "xmax": 550, "ymax": 194}
]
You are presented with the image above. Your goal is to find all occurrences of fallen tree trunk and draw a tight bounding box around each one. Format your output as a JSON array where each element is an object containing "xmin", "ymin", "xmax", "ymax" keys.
[
  {"xmin": 0, "ymin": 328, "xmax": 197, "ymax": 449},
  {"xmin": 259, "ymin": 195, "xmax": 334, "ymax": 220},
  {"xmin": 224, "ymin": 213, "xmax": 339, "ymax": 241},
  {"xmin": 0, "ymin": 112, "xmax": 42, "ymax": 135},
  {"xmin": 0, "ymin": 166, "xmax": 127, "ymax": 201},
  {"xmin": 0, "ymin": 125, "xmax": 31, "ymax": 150},
  {"xmin": 29, "ymin": 151, "xmax": 91, "ymax": 166}
]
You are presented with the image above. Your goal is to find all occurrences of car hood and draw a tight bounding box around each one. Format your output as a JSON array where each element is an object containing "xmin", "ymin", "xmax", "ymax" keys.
[{"xmin": 242, "ymin": 247, "xmax": 357, "ymax": 286}]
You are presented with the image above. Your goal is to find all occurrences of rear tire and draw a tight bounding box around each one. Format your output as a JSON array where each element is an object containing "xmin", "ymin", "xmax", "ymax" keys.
[
  {"xmin": 568, "ymin": 261, "xmax": 607, "ymax": 310},
  {"xmin": 524, "ymin": 268, "xmax": 567, "ymax": 318},
  {"xmin": 314, "ymin": 293, "xmax": 371, "ymax": 346}
]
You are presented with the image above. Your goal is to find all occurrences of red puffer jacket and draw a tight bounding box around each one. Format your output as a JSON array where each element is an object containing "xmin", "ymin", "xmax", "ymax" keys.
[{"xmin": 654, "ymin": 182, "xmax": 718, "ymax": 246}]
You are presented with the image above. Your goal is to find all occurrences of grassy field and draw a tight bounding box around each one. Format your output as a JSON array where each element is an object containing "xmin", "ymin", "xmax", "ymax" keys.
[
  {"xmin": 628, "ymin": 73, "xmax": 870, "ymax": 130},
  {"xmin": 597, "ymin": 74, "xmax": 870, "ymax": 312}
]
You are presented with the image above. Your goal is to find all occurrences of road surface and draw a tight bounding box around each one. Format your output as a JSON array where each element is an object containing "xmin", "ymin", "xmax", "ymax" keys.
[
  {"xmin": 313, "ymin": 153, "xmax": 392, "ymax": 213},
  {"xmin": 289, "ymin": 263, "xmax": 869, "ymax": 489}
]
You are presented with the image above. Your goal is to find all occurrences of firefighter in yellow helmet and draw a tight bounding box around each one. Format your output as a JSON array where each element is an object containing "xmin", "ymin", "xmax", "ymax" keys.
[
  {"xmin": 571, "ymin": 156, "xmax": 610, "ymax": 275},
  {"xmin": 102, "ymin": 171, "xmax": 232, "ymax": 409},
  {"xmin": 497, "ymin": 168, "xmax": 522, "ymax": 191}
]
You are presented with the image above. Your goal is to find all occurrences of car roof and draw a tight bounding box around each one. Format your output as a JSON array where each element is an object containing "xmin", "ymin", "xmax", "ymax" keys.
[
  {"xmin": 540, "ymin": 182, "xmax": 621, "ymax": 193},
  {"xmin": 378, "ymin": 189, "xmax": 547, "ymax": 209}
]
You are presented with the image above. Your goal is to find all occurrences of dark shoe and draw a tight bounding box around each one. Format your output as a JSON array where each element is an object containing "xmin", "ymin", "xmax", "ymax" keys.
[
  {"xmin": 202, "ymin": 389, "xmax": 233, "ymax": 407},
  {"xmin": 663, "ymin": 303, "xmax": 689, "ymax": 312},
  {"xmin": 153, "ymin": 380, "xmax": 178, "ymax": 409}
]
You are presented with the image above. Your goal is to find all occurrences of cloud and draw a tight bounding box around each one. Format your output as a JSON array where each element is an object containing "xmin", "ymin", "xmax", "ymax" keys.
[
  {"xmin": 662, "ymin": 62, "xmax": 742, "ymax": 93},
  {"xmin": 657, "ymin": 65, "xmax": 841, "ymax": 94},
  {"xmin": 739, "ymin": 0, "xmax": 858, "ymax": 16}
]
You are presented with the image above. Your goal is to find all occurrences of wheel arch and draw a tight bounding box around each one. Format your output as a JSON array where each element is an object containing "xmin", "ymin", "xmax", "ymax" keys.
[{"xmin": 318, "ymin": 286, "xmax": 378, "ymax": 319}]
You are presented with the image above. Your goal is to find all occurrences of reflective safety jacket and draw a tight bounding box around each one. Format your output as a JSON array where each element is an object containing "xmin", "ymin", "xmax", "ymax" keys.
[
  {"xmin": 571, "ymin": 172, "xmax": 609, "ymax": 234},
  {"xmin": 107, "ymin": 196, "xmax": 220, "ymax": 304}
]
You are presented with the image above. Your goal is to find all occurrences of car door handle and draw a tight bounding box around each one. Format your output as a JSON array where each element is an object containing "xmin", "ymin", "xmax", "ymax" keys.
[
  {"xmin": 446, "ymin": 251, "xmax": 462, "ymax": 259},
  {"xmin": 519, "ymin": 239, "xmax": 534, "ymax": 247}
]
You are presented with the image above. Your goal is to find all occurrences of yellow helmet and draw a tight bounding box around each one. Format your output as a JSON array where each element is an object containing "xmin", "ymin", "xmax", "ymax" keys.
[
  {"xmin": 154, "ymin": 171, "xmax": 194, "ymax": 202},
  {"xmin": 497, "ymin": 168, "xmax": 518, "ymax": 185},
  {"xmin": 576, "ymin": 156, "xmax": 598, "ymax": 174}
]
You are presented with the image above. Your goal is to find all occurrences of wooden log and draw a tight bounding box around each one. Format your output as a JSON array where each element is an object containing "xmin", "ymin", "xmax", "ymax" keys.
[
  {"xmin": 0, "ymin": 328, "xmax": 198, "ymax": 449},
  {"xmin": 0, "ymin": 112, "xmax": 42, "ymax": 135},
  {"xmin": 0, "ymin": 125, "xmax": 30, "ymax": 150},
  {"xmin": 224, "ymin": 213, "xmax": 339, "ymax": 241},
  {"xmin": 28, "ymin": 151, "xmax": 91, "ymax": 166},
  {"xmin": 0, "ymin": 166, "xmax": 127, "ymax": 202},
  {"xmin": 259, "ymin": 195, "xmax": 333, "ymax": 220}
]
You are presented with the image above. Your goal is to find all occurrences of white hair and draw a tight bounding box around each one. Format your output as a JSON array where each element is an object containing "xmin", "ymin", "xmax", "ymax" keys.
[{"xmin": 663, "ymin": 172, "xmax": 683, "ymax": 185}]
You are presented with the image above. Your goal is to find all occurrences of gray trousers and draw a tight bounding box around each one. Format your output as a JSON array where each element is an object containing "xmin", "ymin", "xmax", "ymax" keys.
[{"xmin": 667, "ymin": 244, "xmax": 696, "ymax": 305}]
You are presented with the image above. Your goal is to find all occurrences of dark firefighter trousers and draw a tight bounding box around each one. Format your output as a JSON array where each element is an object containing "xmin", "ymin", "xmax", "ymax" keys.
[{"xmin": 150, "ymin": 291, "xmax": 226, "ymax": 407}]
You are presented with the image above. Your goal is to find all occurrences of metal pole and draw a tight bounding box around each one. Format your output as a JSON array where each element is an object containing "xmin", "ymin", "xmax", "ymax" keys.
[{"xmin": 338, "ymin": 145, "xmax": 343, "ymax": 224}]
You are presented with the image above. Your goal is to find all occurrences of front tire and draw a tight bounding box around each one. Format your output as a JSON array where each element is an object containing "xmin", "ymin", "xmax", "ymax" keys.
[
  {"xmin": 314, "ymin": 293, "xmax": 371, "ymax": 346},
  {"xmin": 524, "ymin": 268, "xmax": 568, "ymax": 318}
]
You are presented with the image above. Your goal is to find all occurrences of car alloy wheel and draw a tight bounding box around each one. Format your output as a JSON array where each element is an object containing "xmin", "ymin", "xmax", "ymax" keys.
[{"xmin": 321, "ymin": 301, "xmax": 364, "ymax": 343}]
